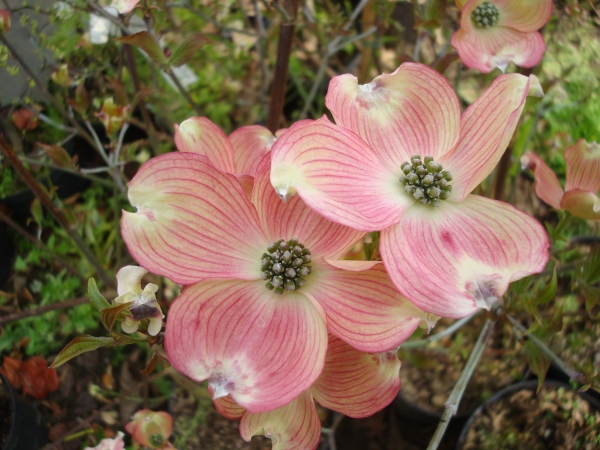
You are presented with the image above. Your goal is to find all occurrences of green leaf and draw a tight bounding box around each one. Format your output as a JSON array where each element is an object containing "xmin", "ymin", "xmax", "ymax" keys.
[
  {"xmin": 535, "ymin": 269, "xmax": 557, "ymax": 305},
  {"xmin": 537, "ymin": 306, "xmax": 564, "ymax": 342},
  {"xmin": 580, "ymin": 245, "xmax": 600, "ymax": 285},
  {"xmin": 584, "ymin": 286, "xmax": 600, "ymax": 318},
  {"xmin": 37, "ymin": 143, "xmax": 75, "ymax": 169},
  {"xmin": 115, "ymin": 32, "xmax": 167, "ymax": 66},
  {"xmin": 88, "ymin": 278, "xmax": 111, "ymax": 311},
  {"xmin": 523, "ymin": 340, "xmax": 551, "ymax": 393},
  {"xmin": 29, "ymin": 198, "xmax": 43, "ymax": 226},
  {"xmin": 110, "ymin": 332, "xmax": 148, "ymax": 345},
  {"xmin": 168, "ymin": 33, "xmax": 211, "ymax": 67},
  {"xmin": 100, "ymin": 302, "xmax": 131, "ymax": 333},
  {"xmin": 50, "ymin": 335, "xmax": 115, "ymax": 368},
  {"xmin": 509, "ymin": 276, "xmax": 533, "ymax": 296},
  {"xmin": 75, "ymin": 81, "xmax": 89, "ymax": 113}
]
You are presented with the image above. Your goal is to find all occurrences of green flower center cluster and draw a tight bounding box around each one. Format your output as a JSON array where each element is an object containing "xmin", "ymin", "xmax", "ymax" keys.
[
  {"xmin": 471, "ymin": 1, "xmax": 500, "ymax": 28},
  {"xmin": 149, "ymin": 434, "xmax": 165, "ymax": 447},
  {"xmin": 261, "ymin": 238, "xmax": 312, "ymax": 294},
  {"xmin": 400, "ymin": 155, "xmax": 453, "ymax": 207}
]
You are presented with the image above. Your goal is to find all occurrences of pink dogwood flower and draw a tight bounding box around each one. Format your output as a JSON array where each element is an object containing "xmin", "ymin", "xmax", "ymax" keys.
[
  {"xmin": 111, "ymin": 0, "xmax": 140, "ymax": 15},
  {"xmin": 84, "ymin": 432, "xmax": 125, "ymax": 450},
  {"xmin": 212, "ymin": 334, "xmax": 402, "ymax": 450},
  {"xmin": 451, "ymin": 0, "xmax": 553, "ymax": 73},
  {"xmin": 521, "ymin": 140, "xmax": 600, "ymax": 221},
  {"xmin": 270, "ymin": 63, "xmax": 549, "ymax": 319},
  {"xmin": 121, "ymin": 128, "xmax": 433, "ymax": 412}
]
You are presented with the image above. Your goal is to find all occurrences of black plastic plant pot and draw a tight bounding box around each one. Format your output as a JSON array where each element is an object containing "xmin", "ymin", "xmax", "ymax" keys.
[
  {"xmin": 0, "ymin": 373, "xmax": 48, "ymax": 450},
  {"xmin": 392, "ymin": 393, "xmax": 473, "ymax": 449},
  {"xmin": 455, "ymin": 379, "xmax": 600, "ymax": 450}
]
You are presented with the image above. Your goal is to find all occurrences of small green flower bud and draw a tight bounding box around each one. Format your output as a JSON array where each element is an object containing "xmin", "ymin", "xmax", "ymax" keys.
[
  {"xmin": 271, "ymin": 250, "xmax": 281, "ymax": 261},
  {"xmin": 416, "ymin": 166, "xmax": 428, "ymax": 177},
  {"xmin": 442, "ymin": 171, "xmax": 452, "ymax": 181},
  {"xmin": 265, "ymin": 282, "xmax": 274, "ymax": 290},
  {"xmin": 438, "ymin": 178, "xmax": 448, "ymax": 188},
  {"xmin": 285, "ymin": 280, "xmax": 296, "ymax": 291},
  {"xmin": 413, "ymin": 187, "xmax": 424, "ymax": 200},
  {"xmin": 302, "ymin": 248, "xmax": 311, "ymax": 255},
  {"xmin": 293, "ymin": 257, "xmax": 303, "ymax": 267},
  {"xmin": 296, "ymin": 278, "xmax": 306, "ymax": 287},
  {"xmin": 401, "ymin": 161, "xmax": 410, "ymax": 170},
  {"xmin": 292, "ymin": 246, "xmax": 303, "ymax": 256},
  {"xmin": 422, "ymin": 174, "xmax": 434, "ymax": 186},
  {"xmin": 402, "ymin": 165, "xmax": 413, "ymax": 175},
  {"xmin": 400, "ymin": 176, "xmax": 408, "ymax": 186},
  {"xmin": 427, "ymin": 161, "xmax": 442, "ymax": 173},
  {"xmin": 424, "ymin": 156, "xmax": 433, "ymax": 164},
  {"xmin": 274, "ymin": 287, "xmax": 284, "ymax": 295},
  {"xmin": 407, "ymin": 172, "xmax": 419, "ymax": 183},
  {"xmin": 432, "ymin": 200, "xmax": 441, "ymax": 207},
  {"xmin": 302, "ymin": 255, "xmax": 312, "ymax": 264},
  {"xmin": 419, "ymin": 197, "xmax": 428, "ymax": 204},
  {"xmin": 279, "ymin": 241, "xmax": 288, "ymax": 251},
  {"xmin": 261, "ymin": 260, "xmax": 272, "ymax": 270},
  {"xmin": 282, "ymin": 251, "xmax": 292, "ymax": 264},
  {"xmin": 298, "ymin": 267, "xmax": 309, "ymax": 276},
  {"xmin": 288, "ymin": 238, "xmax": 299, "ymax": 247},
  {"xmin": 272, "ymin": 263, "xmax": 284, "ymax": 274},
  {"xmin": 261, "ymin": 271, "xmax": 270, "ymax": 280},
  {"xmin": 285, "ymin": 267, "xmax": 296, "ymax": 278},
  {"xmin": 428, "ymin": 187, "xmax": 441, "ymax": 198},
  {"xmin": 405, "ymin": 185, "xmax": 415, "ymax": 194},
  {"xmin": 443, "ymin": 185, "xmax": 453, "ymax": 193},
  {"xmin": 307, "ymin": 266, "xmax": 313, "ymax": 274},
  {"xmin": 272, "ymin": 276, "xmax": 283, "ymax": 287},
  {"xmin": 267, "ymin": 242, "xmax": 278, "ymax": 253},
  {"xmin": 439, "ymin": 191, "xmax": 450, "ymax": 199}
]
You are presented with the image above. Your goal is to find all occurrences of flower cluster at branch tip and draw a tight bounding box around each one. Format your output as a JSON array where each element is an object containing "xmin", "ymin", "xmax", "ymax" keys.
[
  {"xmin": 262, "ymin": 238, "xmax": 312, "ymax": 293},
  {"xmin": 522, "ymin": 139, "xmax": 600, "ymax": 221},
  {"xmin": 400, "ymin": 155, "xmax": 453, "ymax": 207},
  {"xmin": 121, "ymin": 114, "xmax": 432, "ymax": 421},
  {"xmin": 471, "ymin": 1, "xmax": 499, "ymax": 28},
  {"xmin": 114, "ymin": 266, "xmax": 164, "ymax": 336},
  {"xmin": 451, "ymin": 0, "xmax": 553, "ymax": 73}
]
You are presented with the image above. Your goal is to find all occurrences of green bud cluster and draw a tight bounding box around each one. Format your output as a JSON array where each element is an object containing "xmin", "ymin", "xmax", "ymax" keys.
[
  {"xmin": 471, "ymin": 1, "xmax": 500, "ymax": 29},
  {"xmin": 149, "ymin": 434, "xmax": 165, "ymax": 447},
  {"xmin": 261, "ymin": 238, "xmax": 312, "ymax": 294},
  {"xmin": 400, "ymin": 155, "xmax": 453, "ymax": 207}
]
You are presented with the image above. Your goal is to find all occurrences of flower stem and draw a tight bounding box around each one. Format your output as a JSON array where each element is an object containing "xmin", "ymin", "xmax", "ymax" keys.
[
  {"xmin": 426, "ymin": 318, "xmax": 497, "ymax": 450},
  {"xmin": 401, "ymin": 310, "xmax": 480, "ymax": 349}
]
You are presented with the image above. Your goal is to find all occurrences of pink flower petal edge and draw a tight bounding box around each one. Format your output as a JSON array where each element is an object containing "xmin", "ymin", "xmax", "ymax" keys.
[
  {"xmin": 240, "ymin": 391, "xmax": 320, "ymax": 450},
  {"xmin": 304, "ymin": 260, "xmax": 436, "ymax": 352},
  {"xmin": 270, "ymin": 116, "xmax": 413, "ymax": 231},
  {"xmin": 164, "ymin": 279, "xmax": 327, "ymax": 412},
  {"xmin": 564, "ymin": 139, "xmax": 600, "ymax": 194},
  {"xmin": 561, "ymin": 190, "xmax": 600, "ymax": 221},
  {"xmin": 381, "ymin": 195, "xmax": 549, "ymax": 318},
  {"xmin": 520, "ymin": 152, "xmax": 563, "ymax": 210},
  {"xmin": 229, "ymin": 125, "xmax": 276, "ymax": 176},
  {"xmin": 451, "ymin": 28, "xmax": 546, "ymax": 73},
  {"xmin": 312, "ymin": 335, "xmax": 401, "ymax": 418},
  {"xmin": 253, "ymin": 154, "xmax": 365, "ymax": 260},
  {"xmin": 121, "ymin": 152, "xmax": 267, "ymax": 285},
  {"xmin": 325, "ymin": 63, "xmax": 460, "ymax": 169},
  {"xmin": 442, "ymin": 73, "xmax": 543, "ymax": 200}
]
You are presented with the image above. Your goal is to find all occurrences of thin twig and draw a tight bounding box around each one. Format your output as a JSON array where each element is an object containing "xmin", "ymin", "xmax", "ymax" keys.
[
  {"xmin": 0, "ymin": 135, "xmax": 115, "ymax": 289},
  {"xmin": 426, "ymin": 318, "xmax": 497, "ymax": 450},
  {"xmin": 0, "ymin": 34, "xmax": 98, "ymax": 150},
  {"xmin": 0, "ymin": 296, "xmax": 90, "ymax": 326},
  {"xmin": 165, "ymin": 68, "xmax": 203, "ymax": 116},
  {"xmin": 507, "ymin": 314, "xmax": 586, "ymax": 383},
  {"xmin": 19, "ymin": 156, "xmax": 114, "ymax": 188},
  {"xmin": 401, "ymin": 310, "xmax": 480, "ymax": 349},
  {"xmin": 299, "ymin": 0, "xmax": 372, "ymax": 119}
]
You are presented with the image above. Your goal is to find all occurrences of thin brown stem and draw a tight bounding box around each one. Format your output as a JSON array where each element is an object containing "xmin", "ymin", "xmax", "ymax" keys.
[
  {"xmin": 0, "ymin": 34, "xmax": 98, "ymax": 150},
  {"xmin": 0, "ymin": 296, "xmax": 90, "ymax": 326},
  {"xmin": 0, "ymin": 210, "xmax": 88, "ymax": 286},
  {"xmin": 0, "ymin": 135, "xmax": 115, "ymax": 289},
  {"xmin": 267, "ymin": 0, "xmax": 301, "ymax": 132}
]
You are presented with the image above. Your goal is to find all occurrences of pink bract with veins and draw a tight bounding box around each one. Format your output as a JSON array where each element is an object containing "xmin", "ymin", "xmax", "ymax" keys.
[
  {"xmin": 212, "ymin": 334, "xmax": 402, "ymax": 450},
  {"xmin": 269, "ymin": 63, "xmax": 549, "ymax": 319},
  {"xmin": 121, "ymin": 119, "xmax": 433, "ymax": 413},
  {"xmin": 521, "ymin": 139, "xmax": 600, "ymax": 221},
  {"xmin": 451, "ymin": 0, "xmax": 553, "ymax": 73}
]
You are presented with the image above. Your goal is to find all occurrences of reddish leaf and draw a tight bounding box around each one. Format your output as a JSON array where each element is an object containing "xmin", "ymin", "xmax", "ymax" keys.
[
  {"xmin": 100, "ymin": 302, "xmax": 132, "ymax": 333},
  {"xmin": 37, "ymin": 143, "xmax": 75, "ymax": 169},
  {"xmin": 19, "ymin": 356, "xmax": 59, "ymax": 399},
  {"xmin": 168, "ymin": 33, "xmax": 211, "ymax": 67},
  {"xmin": 115, "ymin": 32, "xmax": 167, "ymax": 66}
]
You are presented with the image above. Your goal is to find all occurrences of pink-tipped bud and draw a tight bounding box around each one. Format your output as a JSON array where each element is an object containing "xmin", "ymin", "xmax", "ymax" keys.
[
  {"xmin": 97, "ymin": 98, "xmax": 130, "ymax": 135},
  {"xmin": 0, "ymin": 10, "xmax": 10, "ymax": 32},
  {"xmin": 125, "ymin": 410, "xmax": 173, "ymax": 448}
]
